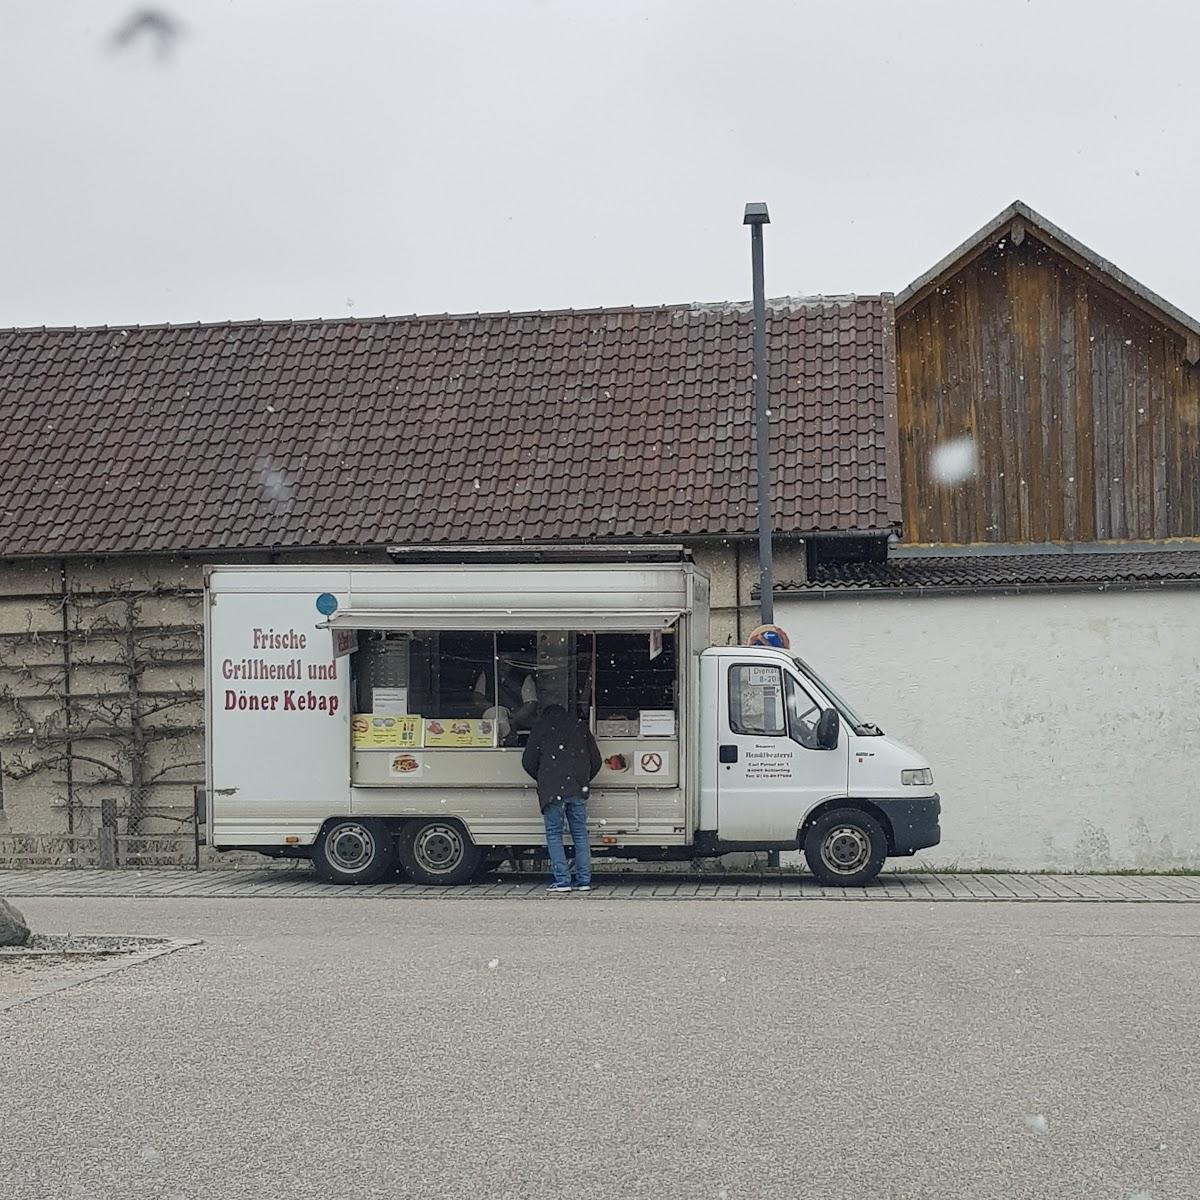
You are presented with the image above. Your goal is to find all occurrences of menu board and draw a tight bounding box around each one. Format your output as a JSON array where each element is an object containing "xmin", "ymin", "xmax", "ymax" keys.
[
  {"xmin": 351, "ymin": 713, "xmax": 423, "ymax": 749},
  {"xmin": 639, "ymin": 709, "xmax": 676, "ymax": 738},
  {"xmin": 373, "ymin": 687, "xmax": 408, "ymax": 714},
  {"xmin": 423, "ymin": 718, "xmax": 497, "ymax": 749}
]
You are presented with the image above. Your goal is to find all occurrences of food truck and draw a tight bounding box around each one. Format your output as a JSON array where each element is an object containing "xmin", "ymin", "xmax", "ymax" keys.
[{"xmin": 204, "ymin": 554, "xmax": 940, "ymax": 886}]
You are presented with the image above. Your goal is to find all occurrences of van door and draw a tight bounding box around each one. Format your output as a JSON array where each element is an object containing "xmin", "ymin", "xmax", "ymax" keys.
[{"xmin": 716, "ymin": 661, "xmax": 849, "ymax": 842}]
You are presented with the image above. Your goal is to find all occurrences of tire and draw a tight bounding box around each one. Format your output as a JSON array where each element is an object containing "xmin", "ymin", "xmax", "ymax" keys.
[
  {"xmin": 397, "ymin": 818, "xmax": 482, "ymax": 886},
  {"xmin": 802, "ymin": 807, "xmax": 887, "ymax": 886},
  {"xmin": 312, "ymin": 818, "xmax": 396, "ymax": 885}
]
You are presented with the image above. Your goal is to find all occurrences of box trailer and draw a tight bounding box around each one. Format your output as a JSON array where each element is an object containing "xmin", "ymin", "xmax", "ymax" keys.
[{"xmin": 204, "ymin": 557, "xmax": 940, "ymax": 886}]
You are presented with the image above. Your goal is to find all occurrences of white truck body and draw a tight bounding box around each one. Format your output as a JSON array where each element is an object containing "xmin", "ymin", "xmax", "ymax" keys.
[{"xmin": 204, "ymin": 562, "xmax": 940, "ymax": 884}]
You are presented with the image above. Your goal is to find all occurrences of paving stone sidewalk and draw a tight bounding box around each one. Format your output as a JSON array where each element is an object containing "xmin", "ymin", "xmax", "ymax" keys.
[{"xmin": 2, "ymin": 867, "xmax": 1198, "ymax": 902}]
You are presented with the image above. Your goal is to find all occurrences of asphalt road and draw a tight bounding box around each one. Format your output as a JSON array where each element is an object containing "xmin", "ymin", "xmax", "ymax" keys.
[{"xmin": 1, "ymin": 897, "xmax": 1196, "ymax": 1200}]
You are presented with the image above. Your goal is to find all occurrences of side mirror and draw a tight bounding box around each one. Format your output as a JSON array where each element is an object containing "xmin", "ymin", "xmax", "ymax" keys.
[{"xmin": 815, "ymin": 708, "xmax": 840, "ymax": 750}]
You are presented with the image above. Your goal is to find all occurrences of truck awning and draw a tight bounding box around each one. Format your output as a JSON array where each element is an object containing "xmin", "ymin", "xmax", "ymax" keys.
[{"xmin": 318, "ymin": 609, "xmax": 682, "ymax": 633}]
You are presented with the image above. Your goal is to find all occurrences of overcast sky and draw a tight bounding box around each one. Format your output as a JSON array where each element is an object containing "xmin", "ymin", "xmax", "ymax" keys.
[{"xmin": 3, "ymin": 0, "xmax": 1199, "ymax": 328}]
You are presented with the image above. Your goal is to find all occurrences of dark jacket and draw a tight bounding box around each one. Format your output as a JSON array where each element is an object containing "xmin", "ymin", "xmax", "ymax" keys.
[{"xmin": 521, "ymin": 704, "xmax": 602, "ymax": 812}]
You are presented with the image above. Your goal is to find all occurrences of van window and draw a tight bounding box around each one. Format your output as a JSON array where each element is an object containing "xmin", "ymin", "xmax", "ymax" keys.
[
  {"xmin": 354, "ymin": 631, "xmax": 508, "ymax": 747},
  {"xmin": 353, "ymin": 629, "xmax": 609, "ymax": 746},
  {"xmin": 356, "ymin": 631, "xmax": 495, "ymax": 722},
  {"xmin": 785, "ymin": 673, "xmax": 823, "ymax": 750},
  {"xmin": 728, "ymin": 664, "xmax": 786, "ymax": 736},
  {"xmin": 594, "ymin": 630, "xmax": 677, "ymax": 737}
]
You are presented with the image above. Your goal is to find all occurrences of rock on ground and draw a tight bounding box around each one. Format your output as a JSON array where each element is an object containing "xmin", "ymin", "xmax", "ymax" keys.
[{"xmin": 0, "ymin": 897, "xmax": 30, "ymax": 946}]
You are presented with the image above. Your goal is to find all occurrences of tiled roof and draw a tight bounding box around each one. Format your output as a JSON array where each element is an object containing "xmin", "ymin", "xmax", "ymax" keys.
[
  {"xmin": 0, "ymin": 298, "xmax": 899, "ymax": 558},
  {"xmin": 777, "ymin": 550, "xmax": 1200, "ymax": 596}
]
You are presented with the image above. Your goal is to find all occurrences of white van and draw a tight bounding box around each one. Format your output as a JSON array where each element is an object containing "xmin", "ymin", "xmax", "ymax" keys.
[{"xmin": 204, "ymin": 557, "xmax": 940, "ymax": 886}]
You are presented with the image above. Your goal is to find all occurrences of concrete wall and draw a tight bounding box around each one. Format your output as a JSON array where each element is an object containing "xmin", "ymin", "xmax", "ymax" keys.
[
  {"xmin": 691, "ymin": 541, "xmax": 806, "ymax": 648},
  {"xmin": 776, "ymin": 588, "xmax": 1200, "ymax": 871}
]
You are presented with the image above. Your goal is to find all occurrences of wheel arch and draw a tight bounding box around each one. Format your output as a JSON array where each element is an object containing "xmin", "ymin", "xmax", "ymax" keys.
[
  {"xmin": 318, "ymin": 814, "xmax": 487, "ymax": 841},
  {"xmin": 798, "ymin": 798, "xmax": 896, "ymax": 854},
  {"xmin": 394, "ymin": 813, "xmax": 482, "ymax": 840}
]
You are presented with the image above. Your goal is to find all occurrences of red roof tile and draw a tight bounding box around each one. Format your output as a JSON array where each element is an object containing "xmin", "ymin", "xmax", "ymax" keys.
[{"xmin": 0, "ymin": 298, "xmax": 899, "ymax": 558}]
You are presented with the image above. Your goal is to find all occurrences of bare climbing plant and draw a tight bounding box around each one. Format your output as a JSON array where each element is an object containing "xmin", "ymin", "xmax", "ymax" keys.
[{"xmin": 0, "ymin": 581, "xmax": 204, "ymax": 842}]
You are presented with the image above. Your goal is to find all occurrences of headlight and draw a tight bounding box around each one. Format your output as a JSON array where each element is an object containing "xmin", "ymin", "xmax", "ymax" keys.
[{"xmin": 901, "ymin": 768, "xmax": 933, "ymax": 786}]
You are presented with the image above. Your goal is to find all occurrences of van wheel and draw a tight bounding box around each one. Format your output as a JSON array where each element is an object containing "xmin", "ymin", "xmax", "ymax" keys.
[
  {"xmin": 313, "ymin": 818, "xmax": 396, "ymax": 884},
  {"xmin": 802, "ymin": 808, "xmax": 887, "ymax": 887},
  {"xmin": 397, "ymin": 819, "xmax": 482, "ymax": 886}
]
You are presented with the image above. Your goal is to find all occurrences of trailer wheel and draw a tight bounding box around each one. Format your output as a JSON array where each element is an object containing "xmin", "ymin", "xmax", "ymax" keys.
[
  {"xmin": 397, "ymin": 818, "xmax": 482, "ymax": 886},
  {"xmin": 802, "ymin": 808, "xmax": 887, "ymax": 887},
  {"xmin": 312, "ymin": 818, "xmax": 396, "ymax": 885}
]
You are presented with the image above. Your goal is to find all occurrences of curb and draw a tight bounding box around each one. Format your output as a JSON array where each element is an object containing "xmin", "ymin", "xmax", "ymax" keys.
[{"xmin": 3, "ymin": 886, "xmax": 1199, "ymax": 904}]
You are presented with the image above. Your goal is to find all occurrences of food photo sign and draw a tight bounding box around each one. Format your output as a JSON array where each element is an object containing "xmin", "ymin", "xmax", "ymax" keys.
[
  {"xmin": 422, "ymin": 718, "xmax": 497, "ymax": 748},
  {"xmin": 351, "ymin": 714, "xmax": 423, "ymax": 749}
]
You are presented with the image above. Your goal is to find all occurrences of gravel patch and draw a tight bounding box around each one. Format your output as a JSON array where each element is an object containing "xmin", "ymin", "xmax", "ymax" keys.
[
  {"xmin": 0, "ymin": 933, "xmax": 197, "ymax": 1013},
  {"xmin": 0, "ymin": 932, "xmax": 165, "ymax": 958}
]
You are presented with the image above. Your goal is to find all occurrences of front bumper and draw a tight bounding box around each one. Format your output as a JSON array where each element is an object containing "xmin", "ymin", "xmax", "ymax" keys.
[{"xmin": 875, "ymin": 793, "xmax": 941, "ymax": 855}]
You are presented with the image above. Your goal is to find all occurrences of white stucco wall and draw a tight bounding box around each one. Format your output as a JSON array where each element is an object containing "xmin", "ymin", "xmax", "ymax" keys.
[{"xmin": 776, "ymin": 588, "xmax": 1200, "ymax": 871}]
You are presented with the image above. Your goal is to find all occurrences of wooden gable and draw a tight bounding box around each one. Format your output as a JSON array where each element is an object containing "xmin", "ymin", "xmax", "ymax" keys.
[{"xmin": 896, "ymin": 203, "xmax": 1200, "ymax": 545}]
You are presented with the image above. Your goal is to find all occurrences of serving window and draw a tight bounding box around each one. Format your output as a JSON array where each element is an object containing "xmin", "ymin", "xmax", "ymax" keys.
[
  {"xmin": 594, "ymin": 631, "xmax": 677, "ymax": 737},
  {"xmin": 351, "ymin": 626, "xmax": 679, "ymax": 755}
]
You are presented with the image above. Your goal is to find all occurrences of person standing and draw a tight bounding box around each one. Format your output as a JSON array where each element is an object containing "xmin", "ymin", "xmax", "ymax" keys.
[{"xmin": 521, "ymin": 704, "xmax": 602, "ymax": 893}]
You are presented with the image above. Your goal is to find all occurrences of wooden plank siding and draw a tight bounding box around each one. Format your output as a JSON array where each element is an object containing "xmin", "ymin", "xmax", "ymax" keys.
[{"xmin": 896, "ymin": 236, "xmax": 1200, "ymax": 544}]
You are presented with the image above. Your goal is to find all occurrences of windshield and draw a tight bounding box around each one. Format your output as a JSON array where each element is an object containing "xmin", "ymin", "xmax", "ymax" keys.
[{"xmin": 792, "ymin": 656, "xmax": 877, "ymax": 733}]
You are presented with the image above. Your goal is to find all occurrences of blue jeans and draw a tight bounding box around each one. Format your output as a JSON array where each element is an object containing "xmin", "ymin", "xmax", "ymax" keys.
[{"xmin": 542, "ymin": 796, "xmax": 591, "ymax": 887}]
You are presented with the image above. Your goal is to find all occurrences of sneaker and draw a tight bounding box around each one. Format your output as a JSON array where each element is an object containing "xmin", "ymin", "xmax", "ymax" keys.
[
  {"xmin": 546, "ymin": 883, "xmax": 572, "ymax": 893},
  {"xmin": 572, "ymin": 884, "xmax": 592, "ymax": 893}
]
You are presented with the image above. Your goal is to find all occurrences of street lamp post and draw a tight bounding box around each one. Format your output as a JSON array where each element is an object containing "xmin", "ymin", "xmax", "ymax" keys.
[{"xmin": 743, "ymin": 202, "xmax": 774, "ymax": 626}]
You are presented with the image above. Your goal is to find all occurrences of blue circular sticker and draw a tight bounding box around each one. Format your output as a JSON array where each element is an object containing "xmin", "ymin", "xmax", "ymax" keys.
[{"xmin": 315, "ymin": 592, "xmax": 339, "ymax": 616}]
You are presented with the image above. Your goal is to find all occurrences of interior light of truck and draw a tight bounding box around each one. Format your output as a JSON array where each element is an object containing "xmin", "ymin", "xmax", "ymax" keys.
[{"xmin": 901, "ymin": 768, "xmax": 933, "ymax": 786}]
